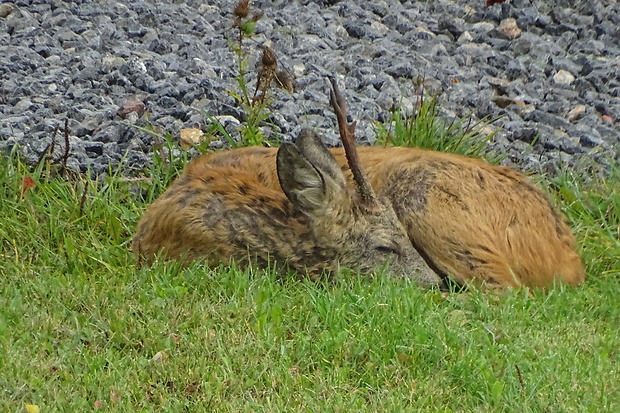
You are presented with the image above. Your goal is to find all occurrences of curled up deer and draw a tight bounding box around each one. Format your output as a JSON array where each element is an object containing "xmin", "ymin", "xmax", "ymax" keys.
[{"xmin": 133, "ymin": 79, "xmax": 586, "ymax": 290}]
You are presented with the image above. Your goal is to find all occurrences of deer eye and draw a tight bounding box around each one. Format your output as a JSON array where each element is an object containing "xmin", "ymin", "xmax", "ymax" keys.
[{"xmin": 375, "ymin": 245, "xmax": 398, "ymax": 255}]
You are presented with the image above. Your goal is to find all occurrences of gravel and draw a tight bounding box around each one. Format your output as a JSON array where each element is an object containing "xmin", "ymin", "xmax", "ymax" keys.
[{"xmin": 1, "ymin": 0, "xmax": 619, "ymax": 177}]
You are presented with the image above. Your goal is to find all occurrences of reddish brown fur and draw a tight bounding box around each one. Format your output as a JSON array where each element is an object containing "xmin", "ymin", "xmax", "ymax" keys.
[
  {"xmin": 341, "ymin": 147, "xmax": 585, "ymax": 288},
  {"xmin": 160, "ymin": 144, "xmax": 586, "ymax": 289}
]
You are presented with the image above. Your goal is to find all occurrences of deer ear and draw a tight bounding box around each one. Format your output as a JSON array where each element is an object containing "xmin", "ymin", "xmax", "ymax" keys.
[
  {"xmin": 277, "ymin": 139, "xmax": 346, "ymax": 216},
  {"xmin": 293, "ymin": 129, "xmax": 347, "ymax": 187}
]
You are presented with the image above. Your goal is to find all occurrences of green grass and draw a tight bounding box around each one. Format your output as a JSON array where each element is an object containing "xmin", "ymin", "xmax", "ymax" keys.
[
  {"xmin": 550, "ymin": 166, "xmax": 620, "ymax": 280},
  {"xmin": 1, "ymin": 137, "xmax": 619, "ymax": 412},
  {"xmin": 374, "ymin": 93, "xmax": 504, "ymax": 163}
]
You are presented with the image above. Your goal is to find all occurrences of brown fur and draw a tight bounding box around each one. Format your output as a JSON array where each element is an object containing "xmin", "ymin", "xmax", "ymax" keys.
[
  {"xmin": 133, "ymin": 130, "xmax": 443, "ymax": 288},
  {"xmin": 143, "ymin": 142, "xmax": 586, "ymax": 289}
]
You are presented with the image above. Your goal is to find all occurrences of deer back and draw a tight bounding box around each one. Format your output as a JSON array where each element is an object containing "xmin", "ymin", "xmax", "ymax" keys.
[{"xmin": 331, "ymin": 146, "xmax": 586, "ymax": 289}]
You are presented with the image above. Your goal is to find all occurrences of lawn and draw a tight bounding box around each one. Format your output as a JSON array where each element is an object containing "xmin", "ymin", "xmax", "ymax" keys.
[{"xmin": 0, "ymin": 141, "xmax": 618, "ymax": 412}]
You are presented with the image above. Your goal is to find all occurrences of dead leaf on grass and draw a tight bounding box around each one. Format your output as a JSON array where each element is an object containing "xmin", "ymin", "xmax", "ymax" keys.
[
  {"xmin": 20, "ymin": 175, "xmax": 36, "ymax": 199},
  {"xmin": 151, "ymin": 350, "xmax": 167, "ymax": 363},
  {"xmin": 180, "ymin": 128, "xmax": 206, "ymax": 149}
]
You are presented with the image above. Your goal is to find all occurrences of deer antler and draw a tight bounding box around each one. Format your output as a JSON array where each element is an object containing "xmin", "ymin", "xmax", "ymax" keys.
[{"xmin": 329, "ymin": 77, "xmax": 381, "ymax": 213}]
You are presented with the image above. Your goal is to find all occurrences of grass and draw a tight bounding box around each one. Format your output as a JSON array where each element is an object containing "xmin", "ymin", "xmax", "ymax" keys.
[
  {"xmin": 1, "ymin": 126, "xmax": 619, "ymax": 412},
  {"xmin": 374, "ymin": 92, "xmax": 503, "ymax": 163}
]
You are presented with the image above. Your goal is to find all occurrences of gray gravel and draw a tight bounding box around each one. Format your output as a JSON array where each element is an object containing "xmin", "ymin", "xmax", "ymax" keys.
[{"xmin": 1, "ymin": 0, "xmax": 619, "ymax": 177}]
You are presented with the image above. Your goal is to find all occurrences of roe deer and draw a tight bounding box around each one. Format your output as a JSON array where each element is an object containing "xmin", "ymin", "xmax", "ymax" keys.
[
  {"xmin": 133, "ymin": 79, "xmax": 443, "ymax": 288},
  {"xmin": 134, "ymin": 80, "xmax": 586, "ymax": 290},
  {"xmin": 162, "ymin": 144, "xmax": 586, "ymax": 289}
]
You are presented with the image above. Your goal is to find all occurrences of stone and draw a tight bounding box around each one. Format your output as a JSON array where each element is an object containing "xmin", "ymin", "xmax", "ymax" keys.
[
  {"xmin": 566, "ymin": 105, "xmax": 586, "ymax": 122},
  {"xmin": 553, "ymin": 70, "xmax": 575, "ymax": 85},
  {"xmin": 497, "ymin": 18, "xmax": 522, "ymax": 39}
]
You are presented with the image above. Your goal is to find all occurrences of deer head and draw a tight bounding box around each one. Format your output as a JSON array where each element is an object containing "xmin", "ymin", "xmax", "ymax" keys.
[{"xmin": 274, "ymin": 79, "xmax": 442, "ymax": 287}]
